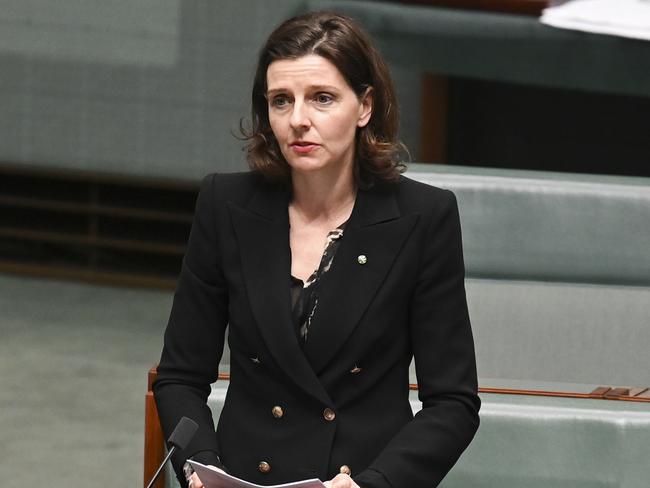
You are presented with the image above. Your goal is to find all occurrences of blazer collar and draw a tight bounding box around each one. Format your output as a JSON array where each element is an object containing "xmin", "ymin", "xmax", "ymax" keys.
[
  {"xmin": 347, "ymin": 181, "xmax": 401, "ymax": 229},
  {"xmin": 301, "ymin": 183, "xmax": 417, "ymax": 373},
  {"xmin": 246, "ymin": 178, "xmax": 401, "ymax": 227},
  {"xmin": 246, "ymin": 177, "xmax": 291, "ymax": 222}
]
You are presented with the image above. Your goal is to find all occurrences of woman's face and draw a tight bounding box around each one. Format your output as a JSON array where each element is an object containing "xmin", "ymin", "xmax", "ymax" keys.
[{"xmin": 266, "ymin": 54, "xmax": 372, "ymax": 178}]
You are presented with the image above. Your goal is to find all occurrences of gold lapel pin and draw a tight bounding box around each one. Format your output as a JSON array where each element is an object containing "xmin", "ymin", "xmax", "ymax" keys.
[{"xmin": 357, "ymin": 254, "xmax": 367, "ymax": 265}]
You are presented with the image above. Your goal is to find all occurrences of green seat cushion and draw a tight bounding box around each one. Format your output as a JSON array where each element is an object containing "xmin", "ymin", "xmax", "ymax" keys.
[
  {"xmin": 407, "ymin": 165, "xmax": 650, "ymax": 286},
  {"xmin": 467, "ymin": 278, "xmax": 650, "ymax": 387}
]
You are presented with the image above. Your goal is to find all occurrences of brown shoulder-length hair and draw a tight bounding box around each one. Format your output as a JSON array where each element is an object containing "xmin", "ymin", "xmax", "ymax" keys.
[{"xmin": 242, "ymin": 11, "xmax": 406, "ymax": 188}]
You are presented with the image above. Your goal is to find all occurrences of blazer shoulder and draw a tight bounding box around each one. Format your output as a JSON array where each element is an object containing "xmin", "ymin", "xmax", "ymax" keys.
[
  {"xmin": 200, "ymin": 171, "xmax": 278, "ymax": 207},
  {"xmin": 394, "ymin": 174, "xmax": 457, "ymax": 216}
]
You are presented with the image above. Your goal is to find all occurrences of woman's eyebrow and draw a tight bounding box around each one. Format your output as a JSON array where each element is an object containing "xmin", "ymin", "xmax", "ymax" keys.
[
  {"xmin": 266, "ymin": 85, "xmax": 340, "ymax": 97},
  {"xmin": 266, "ymin": 88, "xmax": 286, "ymax": 97},
  {"xmin": 307, "ymin": 85, "xmax": 340, "ymax": 93}
]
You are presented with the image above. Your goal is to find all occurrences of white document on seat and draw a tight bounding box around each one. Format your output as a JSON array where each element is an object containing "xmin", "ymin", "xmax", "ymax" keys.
[
  {"xmin": 540, "ymin": 0, "xmax": 650, "ymax": 41},
  {"xmin": 188, "ymin": 461, "xmax": 327, "ymax": 488}
]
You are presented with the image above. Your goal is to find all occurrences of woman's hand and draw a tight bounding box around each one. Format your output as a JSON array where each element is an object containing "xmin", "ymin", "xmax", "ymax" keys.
[
  {"xmin": 324, "ymin": 473, "xmax": 360, "ymax": 488},
  {"xmin": 187, "ymin": 472, "xmax": 204, "ymax": 488}
]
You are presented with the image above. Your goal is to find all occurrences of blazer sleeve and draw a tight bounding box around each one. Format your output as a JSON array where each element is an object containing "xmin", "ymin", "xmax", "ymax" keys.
[
  {"xmin": 355, "ymin": 190, "xmax": 480, "ymax": 488},
  {"xmin": 153, "ymin": 174, "xmax": 229, "ymax": 485}
]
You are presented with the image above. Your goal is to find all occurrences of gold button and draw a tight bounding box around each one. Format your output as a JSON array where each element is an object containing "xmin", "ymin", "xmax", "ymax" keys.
[
  {"xmin": 323, "ymin": 408, "xmax": 336, "ymax": 421},
  {"xmin": 258, "ymin": 461, "xmax": 271, "ymax": 473},
  {"xmin": 357, "ymin": 254, "xmax": 367, "ymax": 265},
  {"xmin": 272, "ymin": 405, "xmax": 284, "ymax": 418},
  {"xmin": 340, "ymin": 465, "xmax": 352, "ymax": 476}
]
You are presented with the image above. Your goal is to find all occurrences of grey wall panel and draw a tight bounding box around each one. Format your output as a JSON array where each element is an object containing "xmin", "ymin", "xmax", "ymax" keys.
[
  {"xmin": 0, "ymin": 90, "xmax": 26, "ymax": 160},
  {"xmin": 80, "ymin": 99, "xmax": 144, "ymax": 173},
  {"xmin": 26, "ymin": 93, "xmax": 86, "ymax": 164},
  {"xmin": 0, "ymin": 0, "xmax": 182, "ymax": 66},
  {"xmin": 0, "ymin": 0, "xmax": 310, "ymax": 179},
  {"xmin": 0, "ymin": 56, "xmax": 25, "ymax": 91},
  {"xmin": 0, "ymin": 0, "xmax": 423, "ymax": 180}
]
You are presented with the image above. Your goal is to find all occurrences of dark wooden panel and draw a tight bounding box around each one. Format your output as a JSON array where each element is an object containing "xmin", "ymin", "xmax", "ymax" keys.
[
  {"xmin": 420, "ymin": 73, "xmax": 449, "ymax": 163},
  {"xmin": 144, "ymin": 368, "xmax": 166, "ymax": 488},
  {"xmin": 0, "ymin": 195, "xmax": 193, "ymax": 223},
  {"xmin": 446, "ymin": 78, "xmax": 650, "ymax": 177},
  {"xmin": 0, "ymin": 228, "xmax": 186, "ymax": 254},
  {"xmin": 0, "ymin": 164, "xmax": 197, "ymax": 288}
]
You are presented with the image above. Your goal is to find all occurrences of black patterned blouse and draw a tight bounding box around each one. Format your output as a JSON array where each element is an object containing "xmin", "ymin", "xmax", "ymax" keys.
[{"xmin": 290, "ymin": 222, "xmax": 346, "ymax": 346}]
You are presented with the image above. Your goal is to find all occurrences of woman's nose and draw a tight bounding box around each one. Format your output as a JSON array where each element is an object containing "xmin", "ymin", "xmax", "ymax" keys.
[{"xmin": 289, "ymin": 100, "xmax": 310, "ymax": 129}]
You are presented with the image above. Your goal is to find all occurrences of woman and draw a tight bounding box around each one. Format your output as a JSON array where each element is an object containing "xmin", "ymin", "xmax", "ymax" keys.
[{"xmin": 154, "ymin": 11, "xmax": 480, "ymax": 488}]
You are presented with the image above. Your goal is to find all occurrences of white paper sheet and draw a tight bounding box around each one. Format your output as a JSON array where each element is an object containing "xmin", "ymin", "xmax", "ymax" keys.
[
  {"xmin": 540, "ymin": 0, "xmax": 650, "ymax": 41},
  {"xmin": 188, "ymin": 461, "xmax": 327, "ymax": 488}
]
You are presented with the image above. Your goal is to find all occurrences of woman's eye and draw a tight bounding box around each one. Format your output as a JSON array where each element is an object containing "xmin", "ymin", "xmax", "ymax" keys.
[
  {"xmin": 314, "ymin": 93, "xmax": 334, "ymax": 104},
  {"xmin": 271, "ymin": 96, "xmax": 290, "ymax": 108}
]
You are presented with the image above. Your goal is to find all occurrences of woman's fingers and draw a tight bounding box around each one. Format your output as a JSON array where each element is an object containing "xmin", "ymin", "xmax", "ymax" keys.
[
  {"xmin": 326, "ymin": 473, "xmax": 359, "ymax": 488},
  {"xmin": 188, "ymin": 472, "xmax": 204, "ymax": 488}
]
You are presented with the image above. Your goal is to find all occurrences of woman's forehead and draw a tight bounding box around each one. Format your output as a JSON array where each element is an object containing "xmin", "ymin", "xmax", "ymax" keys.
[{"xmin": 266, "ymin": 54, "xmax": 348, "ymax": 92}]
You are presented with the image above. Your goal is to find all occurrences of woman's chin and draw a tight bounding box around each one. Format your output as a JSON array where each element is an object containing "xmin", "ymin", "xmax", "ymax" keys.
[
  {"xmin": 287, "ymin": 159, "xmax": 330, "ymax": 174},
  {"xmin": 286, "ymin": 156, "xmax": 355, "ymax": 175}
]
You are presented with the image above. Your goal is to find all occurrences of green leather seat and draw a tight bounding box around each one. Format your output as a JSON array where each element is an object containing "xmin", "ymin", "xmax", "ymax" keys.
[
  {"xmin": 407, "ymin": 164, "xmax": 650, "ymax": 388},
  {"xmin": 441, "ymin": 391, "xmax": 650, "ymax": 488}
]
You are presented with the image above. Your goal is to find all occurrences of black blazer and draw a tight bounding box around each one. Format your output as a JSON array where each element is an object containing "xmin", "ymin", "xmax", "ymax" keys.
[{"xmin": 154, "ymin": 171, "xmax": 480, "ymax": 488}]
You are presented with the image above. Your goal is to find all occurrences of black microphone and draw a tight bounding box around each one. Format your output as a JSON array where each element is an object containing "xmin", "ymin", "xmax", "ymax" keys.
[{"xmin": 146, "ymin": 416, "xmax": 199, "ymax": 488}]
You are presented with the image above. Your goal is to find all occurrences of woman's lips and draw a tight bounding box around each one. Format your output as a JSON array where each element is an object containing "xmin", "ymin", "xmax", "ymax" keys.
[{"xmin": 290, "ymin": 142, "xmax": 319, "ymax": 154}]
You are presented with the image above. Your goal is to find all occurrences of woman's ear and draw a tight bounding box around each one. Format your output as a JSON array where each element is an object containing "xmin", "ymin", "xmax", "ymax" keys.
[{"xmin": 357, "ymin": 87, "xmax": 373, "ymax": 128}]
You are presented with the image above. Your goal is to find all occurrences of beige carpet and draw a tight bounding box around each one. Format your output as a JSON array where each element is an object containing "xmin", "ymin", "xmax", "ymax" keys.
[{"xmin": 0, "ymin": 273, "xmax": 173, "ymax": 488}]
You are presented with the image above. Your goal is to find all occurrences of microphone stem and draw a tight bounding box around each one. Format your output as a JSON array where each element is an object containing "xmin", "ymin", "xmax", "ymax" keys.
[{"xmin": 145, "ymin": 445, "xmax": 176, "ymax": 488}]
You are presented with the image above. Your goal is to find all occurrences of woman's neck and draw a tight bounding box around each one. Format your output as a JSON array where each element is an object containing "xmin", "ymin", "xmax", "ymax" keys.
[{"xmin": 290, "ymin": 167, "xmax": 356, "ymax": 226}]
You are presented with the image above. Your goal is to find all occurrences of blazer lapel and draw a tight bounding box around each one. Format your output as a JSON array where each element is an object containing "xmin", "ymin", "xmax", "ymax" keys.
[
  {"xmin": 228, "ymin": 182, "xmax": 331, "ymax": 406},
  {"xmin": 302, "ymin": 183, "xmax": 419, "ymax": 374}
]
